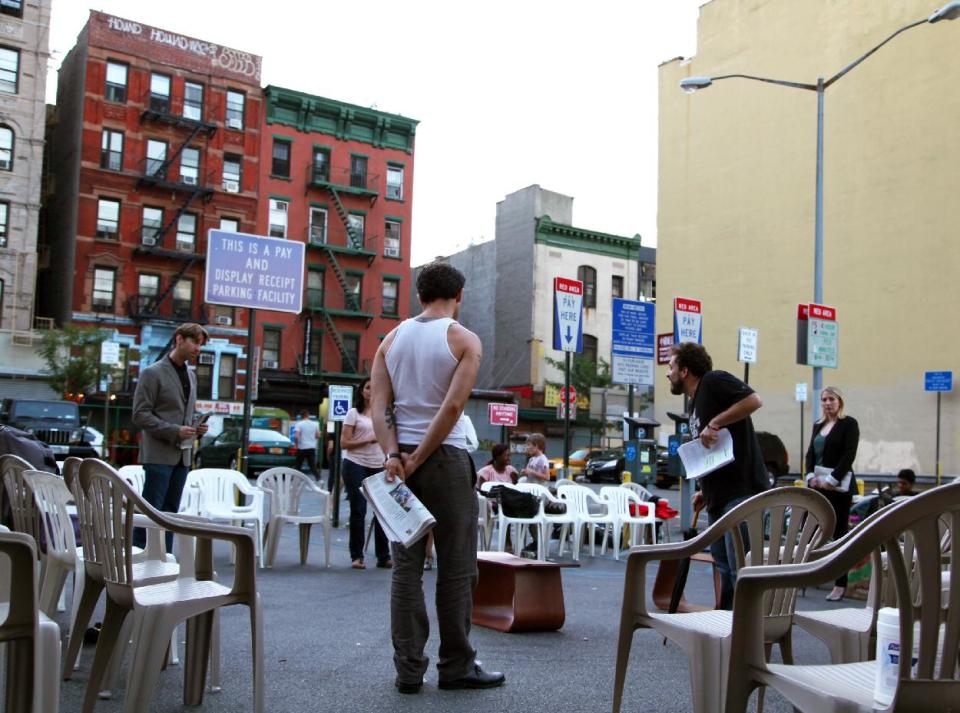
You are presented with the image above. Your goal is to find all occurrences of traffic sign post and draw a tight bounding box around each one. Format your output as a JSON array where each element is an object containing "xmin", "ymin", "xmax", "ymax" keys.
[
  {"xmin": 326, "ymin": 385, "xmax": 354, "ymax": 526},
  {"xmin": 925, "ymin": 371, "xmax": 953, "ymax": 485},
  {"xmin": 205, "ymin": 229, "xmax": 305, "ymax": 477},
  {"xmin": 796, "ymin": 383, "xmax": 808, "ymax": 473},
  {"xmin": 737, "ymin": 327, "xmax": 758, "ymax": 384},
  {"xmin": 553, "ymin": 277, "xmax": 583, "ymax": 475}
]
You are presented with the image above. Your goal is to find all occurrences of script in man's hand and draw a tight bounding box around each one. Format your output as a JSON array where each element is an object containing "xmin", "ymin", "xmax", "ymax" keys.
[{"xmin": 678, "ymin": 428, "xmax": 735, "ymax": 480}]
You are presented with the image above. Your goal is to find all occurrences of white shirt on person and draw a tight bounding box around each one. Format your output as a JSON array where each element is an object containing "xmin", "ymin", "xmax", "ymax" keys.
[{"xmin": 295, "ymin": 419, "xmax": 320, "ymax": 450}]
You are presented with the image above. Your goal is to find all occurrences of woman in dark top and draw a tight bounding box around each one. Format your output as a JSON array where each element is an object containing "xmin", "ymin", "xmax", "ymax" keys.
[{"xmin": 805, "ymin": 386, "xmax": 860, "ymax": 601}]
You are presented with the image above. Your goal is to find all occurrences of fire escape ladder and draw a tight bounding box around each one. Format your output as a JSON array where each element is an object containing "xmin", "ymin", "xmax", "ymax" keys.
[
  {"xmin": 156, "ymin": 122, "xmax": 204, "ymax": 178},
  {"xmin": 321, "ymin": 310, "xmax": 357, "ymax": 374},
  {"xmin": 326, "ymin": 185, "xmax": 362, "ymax": 250},
  {"xmin": 151, "ymin": 190, "xmax": 203, "ymax": 250}
]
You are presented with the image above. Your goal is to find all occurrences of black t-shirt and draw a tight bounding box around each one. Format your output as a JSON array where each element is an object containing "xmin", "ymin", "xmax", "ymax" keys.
[
  {"xmin": 689, "ymin": 370, "xmax": 769, "ymax": 516},
  {"xmin": 168, "ymin": 355, "xmax": 190, "ymax": 403}
]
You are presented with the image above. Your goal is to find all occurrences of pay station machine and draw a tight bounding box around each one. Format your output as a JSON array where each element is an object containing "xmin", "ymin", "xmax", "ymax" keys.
[
  {"xmin": 666, "ymin": 411, "xmax": 695, "ymax": 531},
  {"xmin": 623, "ymin": 416, "xmax": 660, "ymax": 486}
]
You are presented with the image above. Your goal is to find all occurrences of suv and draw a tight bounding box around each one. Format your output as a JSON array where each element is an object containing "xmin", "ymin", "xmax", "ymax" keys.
[{"xmin": 0, "ymin": 399, "xmax": 98, "ymax": 460}]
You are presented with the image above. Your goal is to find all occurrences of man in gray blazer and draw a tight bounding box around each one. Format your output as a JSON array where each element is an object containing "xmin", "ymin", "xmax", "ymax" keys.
[{"xmin": 132, "ymin": 322, "xmax": 209, "ymax": 550}]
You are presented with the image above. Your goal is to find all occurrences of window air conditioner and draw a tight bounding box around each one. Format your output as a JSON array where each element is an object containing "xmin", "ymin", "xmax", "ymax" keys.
[
  {"xmin": 181, "ymin": 174, "xmax": 197, "ymax": 186},
  {"xmin": 222, "ymin": 179, "xmax": 240, "ymax": 193},
  {"xmin": 226, "ymin": 117, "xmax": 243, "ymax": 130},
  {"xmin": 199, "ymin": 352, "xmax": 215, "ymax": 365},
  {"xmin": 262, "ymin": 359, "xmax": 278, "ymax": 369},
  {"xmin": 215, "ymin": 315, "xmax": 232, "ymax": 326},
  {"xmin": 142, "ymin": 236, "xmax": 157, "ymax": 246}
]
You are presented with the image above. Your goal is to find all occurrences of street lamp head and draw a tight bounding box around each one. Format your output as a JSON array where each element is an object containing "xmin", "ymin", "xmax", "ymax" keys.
[
  {"xmin": 680, "ymin": 77, "xmax": 713, "ymax": 93},
  {"xmin": 929, "ymin": 0, "xmax": 960, "ymax": 22}
]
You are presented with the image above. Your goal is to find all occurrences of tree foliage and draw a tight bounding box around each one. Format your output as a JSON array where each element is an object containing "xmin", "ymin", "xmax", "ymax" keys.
[
  {"xmin": 544, "ymin": 355, "xmax": 613, "ymax": 396},
  {"xmin": 38, "ymin": 326, "xmax": 109, "ymax": 398}
]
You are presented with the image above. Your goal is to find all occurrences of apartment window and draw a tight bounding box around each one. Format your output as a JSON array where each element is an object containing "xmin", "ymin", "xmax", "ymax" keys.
[
  {"xmin": 268, "ymin": 199, "xmax": 287, "ymax": 238},
  {"xmin": 582, "ymin": 334, "xmax": 598, "ymax": 365},
  {"xmin": 312, "ymin": 148, "xmax": 330, "ymax": 182},
  {"xmin": 341, "ymin": 334, "xmax": 360, "ymax": 373},
  {"xmin": 0, "ymin": 201, "xmax": 8, "ymax": 247},
  {"xmin": 218, "ymin": 354, "xmax": 236, "ymax": 399},
  {"xmin": 172, "ymin": 278, "xmax": 193, "ymax": 318},
  {"xmin": 149, "ymin": 73, "xmax": 171, "ymax": 113},
  {"xmin": 219, "ymin": 217, "xmax": 239, "ymax": 233},
  {"xmin": 349, "ymin": 155, "xmax": 367, "ymax": 189},
  {"xmin": 384, "ymin": 220, "xmax": 401, "ymax": 258},
  {"xmin": 92, "ymin": 267, "xmax": 116, "ymax": 312},
  {"xmin": 0, "ymin": 278, "xmax": 3, "ymax": 327},
  {"xmin": 137, "ymin": 273, "xmax": 159, "ymax": 313},
  {"xmin": 307, "ymin": 270, "xmax": 324, "ymax": 309},
  {"xmin": 0, "ymin": 125, "xmax": 12, "ymax": 170},
  {"xmin": 271, "ymin": 139, "xmax": 291, "ymax": 177},
  {"xmin": 0, "ymin": 47, "xmax": 18, "ymax": 94},
  {"xmin": 180, "ymin": 146, "xmax": 199, "ymax": 185},
  {"xmin": 307, "ymin": 327, "xmax": 322, "ymax": 372},
  {"xmin": 346, "ymin": 213, "xmax": 364, "ymax": 250},
  {"xmin": 225, "ymin": 90, "xmax": 245, "ymax": 129},
  {"xmin": 382, "ymin": 279, "xmax": 399, "ymax": 316},
  {"xmin": 213, "ymin": 304, "xmax": 235, "ymax": 326},
  {"xmin": 195, "ymin": 358, "xmax": 213, "ymax": 400},
  {"xmin": 611, "ymin": 275, "xmax": 624, "ymax": 302},
  {"xmin": 176, "ymin": 212, "xmax": 197, "ymax": 252},
  {"xmin": 345, "ymin": 274, "xmax": 362, "ymax": 311},
  {"xmin": 96, "ymin": 198, "xmax": 120, "ymax": 239},
  {"xmin": 141, "ymin": 206, "xmax": 163, "ymax": 245},
  {"xmin": 262, "ymin": 328, "xmax": 281, "ymax": 367},
  {"xmin": 578, "ymin": 265, "xmax": 597, "ymax": 308},
  {"xmin": 100, "ymin": 129, "xmax": 123, "ymax": 171},
  {"xmin": 386, "ymin": 165, "xmax": 403, "ymax": 200},
  {"xmin": 309, "ymin": 207, "xmax": 327, "ymax": 244},
  {"xmin": 145, "ymin": 139, "xmax": 167, "ymax": 178},
  {"xmin": 640, "ymin": 262, "xmax": 657, "ymax": 301},
  {"xmin": 0, "ymin": 1, "xmax": 23, "ymax": 18},
  {"xmin": 104, "ymin": 61, "xmax": 127, "ymax": 103},
  {"xmin": 222, "ymin": 154, "xmax": 241, "ymax": 192},
  {"xmin": 183, "ymin": 81, "xmax": 203, "ymax": 121}
]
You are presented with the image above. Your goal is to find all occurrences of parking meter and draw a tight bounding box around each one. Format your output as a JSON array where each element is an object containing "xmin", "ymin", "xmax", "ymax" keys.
[
  {"xmin": 666, "ymin": 411, "xmax": 694, "ymax": 530},
  {"xmin": 623, "ymin": 416, "xmax": 660, "ymax": 487}
]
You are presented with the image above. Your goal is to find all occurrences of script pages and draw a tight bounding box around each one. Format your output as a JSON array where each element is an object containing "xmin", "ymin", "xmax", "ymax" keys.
[
  {"xmin": 361, "ymin": 470, "xmax": 436, "ymax": 547},
  {"xmin": 678, "ymin": 428, "xmax": 735, "ymax": 480}
]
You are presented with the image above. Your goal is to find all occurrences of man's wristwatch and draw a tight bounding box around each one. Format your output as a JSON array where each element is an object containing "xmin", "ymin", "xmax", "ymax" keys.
[{"xmin": 385, "ymin": 452, "xmax": 402, "ymax": 464}]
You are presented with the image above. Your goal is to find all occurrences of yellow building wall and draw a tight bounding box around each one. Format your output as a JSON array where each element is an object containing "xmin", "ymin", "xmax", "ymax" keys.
[{"xmin": 657, "ymin": 0, "xmax": 960, "ymax": 475}]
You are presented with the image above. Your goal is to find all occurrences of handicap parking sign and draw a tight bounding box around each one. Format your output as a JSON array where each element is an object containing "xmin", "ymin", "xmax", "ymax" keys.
[{"xmin": 327, "ymin": 385, "xmax": 353, "ymax": 422}]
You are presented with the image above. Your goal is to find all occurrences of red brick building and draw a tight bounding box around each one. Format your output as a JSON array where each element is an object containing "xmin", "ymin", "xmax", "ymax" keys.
[
  {"xmin": 42, "ymin": 12, "xmax": 262, "ymax": 413},
  {"xmin": 254, "ymin": 86, "xmax": 418, "ymax": 410}
]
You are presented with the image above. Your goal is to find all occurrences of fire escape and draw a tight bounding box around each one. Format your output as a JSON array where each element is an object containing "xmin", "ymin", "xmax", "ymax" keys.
[
  {"xmin": 305, "ymin": 161, "xmax": 378, "ymax": 376},
  {"xmin": 128, "ymin": 91, "xmax": 218, "ymax": 361}
]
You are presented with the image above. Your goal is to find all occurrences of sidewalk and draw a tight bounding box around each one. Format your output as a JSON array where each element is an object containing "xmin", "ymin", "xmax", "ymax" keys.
[{"xmin": 53, "ymin": 485, "xmax": 841, "ymax": 712}]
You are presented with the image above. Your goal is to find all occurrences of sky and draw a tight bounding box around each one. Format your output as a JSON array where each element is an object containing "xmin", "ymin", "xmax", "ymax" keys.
[{"xmin": 46, "ymin": 0, "xmax": 704, "ymax": 265}]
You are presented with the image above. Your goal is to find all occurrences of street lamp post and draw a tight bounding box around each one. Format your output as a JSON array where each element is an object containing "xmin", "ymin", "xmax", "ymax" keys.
[{"xmin": 680, "ymin": 1, "xmax": 960, "ymax": 420}]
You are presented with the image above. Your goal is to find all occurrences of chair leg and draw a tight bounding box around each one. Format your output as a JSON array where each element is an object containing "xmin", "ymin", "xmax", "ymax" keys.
[
  {"xmin": 209, "ymin": 609, "xmax": 221, "ymax": 693},
  {"xmin": 82, "ymin": 597, "xmax": 129, "ymax": 713},
  {"xmin": 63, "ymin": 572, "xmax": 104, "ymax": 678},
  {"xmin": 36, "ymin": 617, "xmax": 61, "ymax": 713},
  {"xmin": 612, "ymin": 617, "xmax": 635, "ymax": 713},
  {"xmin": 263, "ymin": 519, "xmax": 280, "ymax": 568},
  {"xmin": 38, "ymin": 559, "xmax": 68, "ymax": 617},
  {"xmin": 100, "ymin": 609, "xmax": 136, "ymax": 698},
  {"xmin": 183, "ymin": 611, "xmax": 214, "ymax": 705},
  {"xmin": 5, "ymin": 638, "xmax": 34, "ymax": 713},
  {"xmin": 250, "ymin": 595, "xmax": 265, "ymax": 713},
  {"xmin": 323, "ymin": 521, "xmax": 332, "ymax": 568},
  {"xmin": 123, "ymin": 610, "xmax": 178, "ymax": 713},
  {"xmin": 299, "ymin": 523, "xmax": 312, "ymax": 565}
]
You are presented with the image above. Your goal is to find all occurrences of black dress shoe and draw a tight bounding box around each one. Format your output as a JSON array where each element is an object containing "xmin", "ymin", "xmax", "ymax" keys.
[
  {"xmin": 438, "ymin": 664, "xmax": 506, "ymax": 690},
  {"xmin": 395, "ymin": 678, "xmax": 423, "ymax": 694}
]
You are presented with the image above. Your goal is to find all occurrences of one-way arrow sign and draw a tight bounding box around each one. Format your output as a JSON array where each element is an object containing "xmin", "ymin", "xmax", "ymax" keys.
[{"xmin": 553, "ymin": 277, "xmax": 583, "ymax": 353}]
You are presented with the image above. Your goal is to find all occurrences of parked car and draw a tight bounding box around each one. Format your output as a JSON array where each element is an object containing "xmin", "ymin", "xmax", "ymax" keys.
[
  {"xmin": 549, "ymin": 448, "xmax": 606, "ymax": 479},
  {"xmin": 81, "ymin": 426, "xmax": 105, "ymax": 458},
  {"xmin": 0, "ymin": 398, "xmax": 97, "ymax": 460},
  {"xmin": 583, "ymin": 449, "xmax": 625, "ymax": 483},
  {"xmin": 194, "ymin": 428, "xmax": 297, "ymax": 476}
]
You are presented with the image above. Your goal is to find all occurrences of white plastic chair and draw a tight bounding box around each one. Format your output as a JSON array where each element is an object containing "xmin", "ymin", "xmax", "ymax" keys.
[
  {"xmin": 477, "ymin": 491, "xmax": 493, "ymax": 550},
  {"xmin": 79, "ymin": 459, "xmax": 263, "ymax": 713},
  {"xmin": 0, "ymin": 526, "xmax": 62, "ymax": 713},
  {"xmin": 515, "ymin": 482, "xmax": 578, "ymax": 558},
  {"xmin": 116, "ymin": 465, "xmax": 145, "ymax": 494},
  {"xmin": 600, "ymin": 486, "xmax": 658, "ymax": 558},
  {"xmin": 180, "ymin": 469, "xmax": 266, "ymax": 567},
  {"xmin": 256, "ymin": 467, "xmax": 331, "ymax": 567},
  {"xmin": 622, "ymin": 481, "xmax": 673, "ymax": 542},
  {"xmin": 557, "ymin": 484, "xmax": 618, "ymax": 560},
  {"xmin": 481, "ymin": 481, "xmax": 547, "ymax": 559}
]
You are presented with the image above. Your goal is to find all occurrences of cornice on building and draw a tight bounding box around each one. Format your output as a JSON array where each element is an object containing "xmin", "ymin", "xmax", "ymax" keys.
[
  {"xmin": 534, "ymin": 216, "xmax": 648, "ymax": 261},
  {"xmin": 264, "ymin": 84, "xmax": 418, "ymax": 154}
]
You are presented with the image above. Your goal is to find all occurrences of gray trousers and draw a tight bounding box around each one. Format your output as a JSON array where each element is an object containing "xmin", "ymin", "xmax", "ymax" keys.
[{"xmin": 391, "ymin": 444, "xmax": 478, "ymax": 684}]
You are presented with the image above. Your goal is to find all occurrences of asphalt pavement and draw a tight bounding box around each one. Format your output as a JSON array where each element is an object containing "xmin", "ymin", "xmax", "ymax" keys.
[{"xmin": 50, "ymin": 478, "xmax": 847, "ymax": 713}]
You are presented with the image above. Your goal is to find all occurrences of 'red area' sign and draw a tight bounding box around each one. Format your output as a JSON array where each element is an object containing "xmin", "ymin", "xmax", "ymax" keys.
[{"xmin": 488, "ymin": 403, "xmax": 518, "ymax": 427}]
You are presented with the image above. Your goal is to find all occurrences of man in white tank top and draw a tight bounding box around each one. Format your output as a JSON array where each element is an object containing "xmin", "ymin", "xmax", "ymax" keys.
[{"xmin": 371, "ymin": 262, "xmax": 505, "ymax": 694}]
